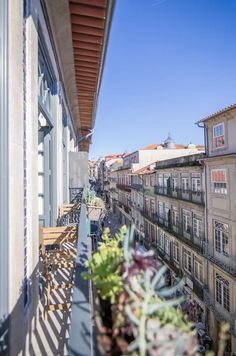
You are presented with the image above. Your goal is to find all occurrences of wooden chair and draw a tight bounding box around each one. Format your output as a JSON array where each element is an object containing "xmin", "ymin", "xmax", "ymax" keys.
[
  {"xmin": 58, "ymin": 204, "xmax": 81, "ymax": 226},
  {"xmin": 40, "ymin": 225, "xmax": 78, "ymax": 319}
]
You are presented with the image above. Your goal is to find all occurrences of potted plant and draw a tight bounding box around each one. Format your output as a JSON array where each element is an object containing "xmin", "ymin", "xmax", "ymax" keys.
[
  {"xmin": 82, "ymin": 225, "xmax": 229, "ymax": 355},
  {"xmin": 87, "ymin": 190, "xmax": 105, "ymax": 221}
]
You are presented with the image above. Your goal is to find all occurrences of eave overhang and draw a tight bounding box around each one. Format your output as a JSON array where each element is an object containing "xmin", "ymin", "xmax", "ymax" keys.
[
  {"xmin": 44, "ymin": 0, "xmax": 115, "ymax": 152},
  {"xmin": 69, "ymin": 0, "xmax": 115, "ymax": 151}
]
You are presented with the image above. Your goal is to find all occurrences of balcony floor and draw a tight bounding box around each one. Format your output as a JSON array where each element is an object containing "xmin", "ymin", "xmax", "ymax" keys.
[{"xmin": 30, "ymin": 259, "xmax": 73, "ymax": 356}]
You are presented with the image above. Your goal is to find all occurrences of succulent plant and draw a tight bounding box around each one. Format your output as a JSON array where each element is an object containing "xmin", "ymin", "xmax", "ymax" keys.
[
  {"xmin": 82, "ymin": 226, "xmax": 126, "ymax": 303},
  {"xmin": 123, "ymin": 224, "xmax": 198, "ymax": 356}
]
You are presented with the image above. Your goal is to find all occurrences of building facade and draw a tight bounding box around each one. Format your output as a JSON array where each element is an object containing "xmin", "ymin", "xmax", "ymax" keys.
[
  {"xmin": 108, "ymin": 115, "xmax": 236, "ymax": 353},
  {"xmin": 0, "ymin": 1, "xmax": 114, "ymax": 354},
  {"xmin": 113, "ymin": 138, "xmax": 204, "ymax": 234},
  {"xmin": 140, "ymin": 154, "xmax": 206, "ymax": 326},
  {"xmin": 198, "ymin": 104, "xmax": 236, "ymax": 354}
]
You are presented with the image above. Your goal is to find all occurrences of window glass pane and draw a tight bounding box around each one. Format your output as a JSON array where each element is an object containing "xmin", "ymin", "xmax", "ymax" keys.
[
  {"xmin": 38, "ymin": 196, "xmax": 44, "ymax": 215},
  {"xmin": 38, "ymin": 174, "xmax": 44, "ymax": 195},
  {"xmin": 192, "ymin": 178, "xmax": 201, "ymax": 192},
  {"xmin": 215, "ymin": 273, "xmax": 230, "ymax": 312},
  {"xmin": 213, "ymin": 124, "xmax": 225, "ymax": 148},
  {"xmin": 214, "ymin": 220, "xmax": 229, "ymax": 256},
  {"xmin": 38, "ymin": 152, "xmax": 44, "ymax": 172}
]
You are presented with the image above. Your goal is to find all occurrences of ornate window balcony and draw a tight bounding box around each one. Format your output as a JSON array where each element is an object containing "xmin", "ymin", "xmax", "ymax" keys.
[
  {"xmin": 154, "ymin": 186, "xmax": 204, "ymax": 206},
  {"xmin": 203, "ymin": 246, "xmax": 236, "ymax": 277}
]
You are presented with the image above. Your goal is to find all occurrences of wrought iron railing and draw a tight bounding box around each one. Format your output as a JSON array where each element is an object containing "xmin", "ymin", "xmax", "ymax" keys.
[
  {"xmin": 58, "ymin": 188, "xmax": 83, "ymax": 226},
  {"xmin": 154, "ymin": 186, "xmax": 204, "ymax": 206},
  {"xmin": 203, "ymin": 248, "xmax": 236, "ymax": 277},
  {"xmin": 158, "ymin": 215, "xmax": 204, "ymax": 253},
  {"xmin": 68, "ymin": 187, "xmax": 95, "ymax": 354},
  {"xmin": 59, "ymin": 208, "xmax": 81, "ymax": 226},
  {"xmin": 153, "ymin": 245, "xmax": 182, "ymax": 276},
  {"xmin": 141, "ymin": 209, "xmax": 156, "ymax": 224},
  {"xmin": 69, "ymin": 187, "xmax": 83, "ymax": 204},
  {"xmin": 204, "ymin": 289, "xmax": 236, "ymax": 336},
  {"xmin": 118, "ymin": 201, "xmax": 131, "ymax": 215},
  {"xmin": 153, "ymin": 244, "xmax": 203, "ymax": 299},
  {"xmin": 131, "ymin": 182, "xmax": 143, "ymax": 191},
  {"xmin": 142, "ymin": 211, "xmax": 204, "ymax": 253},
  {"xmin": 191, "ymin": 278, "xmax": 204, "ymax": 300},
  {"xmin": 116, "ymin": 183, "xmax": 131, "ymax": 192}
]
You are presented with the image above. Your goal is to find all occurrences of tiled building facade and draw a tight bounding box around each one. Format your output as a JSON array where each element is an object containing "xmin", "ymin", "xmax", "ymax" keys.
[
  {"xmin": 198, "ymin": 104, "xmax": 236, "ymax": 354},
  {"xmin": 107, "ymin": 107, "xmax": 236, "ymax": 354}
]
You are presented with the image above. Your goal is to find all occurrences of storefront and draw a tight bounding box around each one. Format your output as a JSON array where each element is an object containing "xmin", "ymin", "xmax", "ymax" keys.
[{"xmin": 182, "ymin": 282, "xmax": 205, "ymax": 324}]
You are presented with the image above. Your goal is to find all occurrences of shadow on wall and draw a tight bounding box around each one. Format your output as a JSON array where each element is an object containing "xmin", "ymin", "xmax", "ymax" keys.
[
  {"xmin": 0, "ymin": 255, "xmax": 91, "ymax": 356},
  {"xmin": 0, "ymin": 264, "xmax": 39, "ymax": 355}
]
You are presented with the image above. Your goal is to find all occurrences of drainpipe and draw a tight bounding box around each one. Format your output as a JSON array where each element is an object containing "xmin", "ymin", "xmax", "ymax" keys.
[
  {"xmin": 197, "ymin": 121, "xmax": 209, "ymax": 331},
  {"xmin": 77, "ymin": 128, "xmax": 94, "ymax": 145}
]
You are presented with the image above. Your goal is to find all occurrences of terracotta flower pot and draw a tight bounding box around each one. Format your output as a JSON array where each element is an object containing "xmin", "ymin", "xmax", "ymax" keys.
[{"xmin": 87, "ymin": 205, "xmax": 103, "ymax": 221}]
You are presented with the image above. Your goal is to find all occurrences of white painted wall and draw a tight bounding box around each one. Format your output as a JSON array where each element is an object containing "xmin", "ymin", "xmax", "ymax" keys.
[{"xmin": 132, "ymin": 148, "xmax": 204, "ymax": 171}]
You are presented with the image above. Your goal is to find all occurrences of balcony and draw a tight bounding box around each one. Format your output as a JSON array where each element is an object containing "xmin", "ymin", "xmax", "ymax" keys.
[
  {"xmin": 154, "ymin": 186, "xmax": 204, "ymax": 206},
  {"xmin": 116, "ymin": 183, "xmax": 131, "ymax": 192},
  {"xmin": 153, "ymin": 245, "xmax": 182, "ymax": 276},
  {"xmin": 153, "ymin": 245, "xmax": 203, "ymax": 299},
  {"xmin": 118, "ymin": 201, "xmax": 131, "ymax": 215},
  {"xmin": 68, "ymin": 189, "xmax": 93, "ymax": 354},
  {"xmin": 203, "ymin": 247, "xmax": 236, "ymax": 277},
  {"xmin": 143, "ymin": 212, "xmax": 204, "ymax": 253},
  {"xmin": 191, "ymin": 278, "xmax": 204, "ymax": 300},
  {"xmin": 131, "ymin": 201, "xmax": 143, "ymax": 212},
  {"xmin": 159, "ymin": 216, "xmax": 203, "ymax": 253},
  {"xmin": 131, "ymin": 182, "xmax": 143, "ymax": 191},
  {"xmin": 204, "ymin": 289, "xmax": 236, "ymax": 336},
  {"xmin": 141, "ymin": 209, "xmax": 156, "ymax": 224}
]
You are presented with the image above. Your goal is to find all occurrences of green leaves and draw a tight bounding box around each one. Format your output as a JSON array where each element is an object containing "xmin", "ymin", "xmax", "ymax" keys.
[
  {"xmin": 81, "ymin": 227, "xmax": 125, "ymax": 304},
  {"xmin": 86, "ymin": 189, "xmax": 105, "ymax": 208},
  {"xmin": 123, "ymin": 225, "xmax": 196, "ymax": 356},
  {"xmin": 82, "ymin": 223, "xmax": 199, "ymax": 355}
]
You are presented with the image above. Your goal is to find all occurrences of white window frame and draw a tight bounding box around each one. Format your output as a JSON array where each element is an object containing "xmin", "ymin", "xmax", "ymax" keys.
[
  {"xmin": 215, "ymin": 273, "xmax": 230, "ymax": 312},
  {"xmin": 183, "ymin": 248, "xmax": 192, "ymax": 273},
  {"xmin": 194, "ymin": 258, "xmax": 203, "ymax": 284},
  {"xmin": 172, "ymin": 208, "xmax": 179, "ymax": 226},
  {"xmin": 150, "ymin": 199, "xmax": 155, "ymax": 214},
  {"xmin": 160, "ymin": 230, "xmax": 165, "ymax": 250},
  {"xmin": 164, "ymin": 204, "xmax": 170, "ymax": 222},
  {"xmin": 158, "ymin": 201, "xmax": 164, "ymax": 218},
  {"xmin": 214, "ymin": 220, "xmax": 229, "ymax": 256},
  {"xmin": 183, "ymin": 209, "xmax": 191, "ymax": 233},
  {"xmin": 172, "ymin": 176, "xmax": 178, "ymax": 190},
  {"xmin": 182, "ymin": 177, "xmax": 189, "ymax": 191},
  {"xmin": 213, "ymin": 123, "xmax": 225, "ymax": 149},
  {"xmin": 192, "ymin": 177, "xmax": 201, "ymax": 192},
  {"xmin": 163, "ymin": 174, "xmax": 170, "ymax": 188},
  {"xmin": 193, "ymin": 215, "xmax": 203, "ymax": 239},
  {"xmin": 173, "ymin": 243, "xmax": 180, "ymax": 263},
  {"xmin": 165, "ymin": 238, "xmax": 170, "ymax": 256},
  {"xmin": 211, "ymin": 169, "xmax": 227, "ymax": 195},
  {"xmin": 158, "ymin": 174, "xmax": 163, "ymax": 187}
]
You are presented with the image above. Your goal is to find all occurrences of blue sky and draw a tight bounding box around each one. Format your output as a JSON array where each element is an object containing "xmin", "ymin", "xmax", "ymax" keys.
[{"xmin": 90, "ymin": 0, "xmax": 236, "ymax": 159}]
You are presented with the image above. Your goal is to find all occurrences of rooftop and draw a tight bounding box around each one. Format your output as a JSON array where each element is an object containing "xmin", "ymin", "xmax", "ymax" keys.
[
  {"xmin": 196, "ymin": 103, "xmax": 236, "ymax": 124},
  {"xmin": 132, "ymin": 162, "xmax": 157, "ymax": 175}
]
